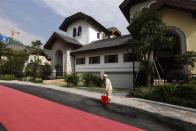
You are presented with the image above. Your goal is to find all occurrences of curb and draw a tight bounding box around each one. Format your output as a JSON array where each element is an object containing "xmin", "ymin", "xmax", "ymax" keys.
[
  {"xmin": 132, "ymin": 98, "xmax": 196, "ymax": 113},
  {"xmin": 106, "ymin": 101, "xmax": 196, "ymax": 131}
]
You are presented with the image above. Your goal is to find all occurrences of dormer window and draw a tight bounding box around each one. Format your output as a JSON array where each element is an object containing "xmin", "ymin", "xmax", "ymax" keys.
[
  {"xmin": 77, "ymin": 26, "xmax": 82, "ymax": 36},
  {"xmin": 73, "ymin": 28, "xmax": 77, "ymax": 37}
]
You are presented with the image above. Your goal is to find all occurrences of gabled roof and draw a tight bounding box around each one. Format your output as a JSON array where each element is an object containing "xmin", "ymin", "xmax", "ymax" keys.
[
  {"xmin": 59, "ymin": 12, "xmax": 111, "ymax": 35},
  {"xmin": 44, "ymin": 32, "xmax": 82, "ymax": 50},
  {"xmin": 71, "ymin": 35, "xmax": 132, "ymax": 54},
  {"xmin": 120, "ymin": 0, "xmax": 196, "ymax": 22}
]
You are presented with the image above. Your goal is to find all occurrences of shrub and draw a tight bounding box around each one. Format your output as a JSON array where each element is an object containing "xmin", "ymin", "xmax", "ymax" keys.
[
  {"xmin": 0, "ymin": 51, "xmax": 28, "ymax": 78},
  {"xmin": 22, "ymin": 77, "xmax": 28, "ymax": 81},
  {"xmin": 188, "ymin": 80, "xmax": 196, "ymax": 85},
  {"xmin": 13, "ymin": 70, "xmax": 24, "ymax": 78},
  {"xmin": 167, "ymin": 70, "xmax": 189, "ymax": 83},
  {"xmin": 150, "ymin": 84, "xmax": 177, "ymax": 101},
  {"xmin": 0, "ymin": 74, "xmax": 16, "ymax": 80},
  {"xmin": 131, "ymin": 87, "xmax": 152, "ymax": 99},
  {"xmin": 82, "ymin": 73, "xmax": 102, "ymax": 87},
  {"xmin": 175, "ymin": 84, "xmax": 196, "ymax": 100},
  {"xmin": 64, "ymin": 73, "xmax": 79, "ymax": 87},
  {"xmin": 56, "ymin": 76, "xmax": 63, "ymax": 79},
  {"xmin": 55, "ymin": 64, "xmax": 62, "ymax": 76},
  {"xmin": 26, "ymin": 76, "xmax": 34, "ymax": 82},
  {"xmin": 39, "ymin": 63, "xmax": 52, "ymax": 80},
  {"xmin": 82, "ymin": 73, "xmax": 92, "ymax": 86},
  {"xmin": 24, "ymin": 59, "xmax": 41, "ymax": 79},
  {"xmin": 131, "ymin": 84, "xmax": 196, "ymax": 108},
  {"xmin": 34, "ymin": 78, "xmax": 43, "ymax": 83}
]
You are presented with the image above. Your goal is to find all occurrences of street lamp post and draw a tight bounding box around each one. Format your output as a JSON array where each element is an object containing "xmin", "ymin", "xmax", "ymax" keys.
[{"xmin": 128, "ymin": 41, "xmax": 136, "ymax": 91}]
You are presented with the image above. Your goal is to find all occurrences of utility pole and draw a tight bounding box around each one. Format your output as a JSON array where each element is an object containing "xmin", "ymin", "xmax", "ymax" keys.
[
  {"xmin": 128, "ymin": 39, "xmax": 136, "ymax": 91},
  {"xmin": 132, "ymin": 47, "xmax": 136, "ymax": 91}
]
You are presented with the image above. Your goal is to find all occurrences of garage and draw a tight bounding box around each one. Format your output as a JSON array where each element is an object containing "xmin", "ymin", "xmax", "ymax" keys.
[{"xmin": 106, "ymin": 72, "xmax": 133, "ymax": 89}]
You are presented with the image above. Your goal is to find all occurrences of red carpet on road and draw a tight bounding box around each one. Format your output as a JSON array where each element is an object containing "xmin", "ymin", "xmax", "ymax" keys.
[{"xmin": 0, "ymin": 85, "xmax": 143, "ymax": 131}]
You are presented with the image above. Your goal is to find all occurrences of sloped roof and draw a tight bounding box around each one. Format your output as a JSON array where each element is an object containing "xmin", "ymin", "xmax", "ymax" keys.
[
  {"xmin": 71, "ymin": 35, "xmax": 132, "ymax": 54},
  {"xmin": 44, "ymin": 32, "xmax": 82, "ymax": 49},
  {"xmin": 120, "ymin": 0, "xmax": 196, "ymax": 22},
  {"xmin": 59, "ymin": 12, "xmax": 111, "ymax": 35}
]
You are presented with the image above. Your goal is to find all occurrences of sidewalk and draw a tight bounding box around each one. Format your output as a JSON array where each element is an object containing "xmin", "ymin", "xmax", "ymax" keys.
[{"xmin": 0, "ymin": 80, "xmax": 196, "ymax": 131}]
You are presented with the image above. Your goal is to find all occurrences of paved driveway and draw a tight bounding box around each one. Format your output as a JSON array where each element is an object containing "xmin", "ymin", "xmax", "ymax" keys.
[
  {"xmin": 0, "ymin": 83, "xmax": 176, "ymax": 131},
  {"xmin": 0, "ymin": 85, "xmax": 142, "ymax": 131}
]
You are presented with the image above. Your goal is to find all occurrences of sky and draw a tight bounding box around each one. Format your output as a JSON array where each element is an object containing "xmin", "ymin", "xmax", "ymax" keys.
[{"xmin": 0, "ymin": 0, "xmax": 129, "ymax": 45}]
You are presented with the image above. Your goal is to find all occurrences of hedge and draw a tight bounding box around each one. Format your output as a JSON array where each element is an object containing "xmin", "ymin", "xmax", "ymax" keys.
[{"xmin": 131, "ymin": 84, "xmax": 196, "ymax": 109}]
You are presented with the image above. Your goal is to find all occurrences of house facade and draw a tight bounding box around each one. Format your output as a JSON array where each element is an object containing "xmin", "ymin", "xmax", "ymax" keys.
[
  {"xmin": 44, "ymin": 12, "xmax": 139, "ymax": 89},
  {"xmin": 120, "ymin": 0, "xmax": 196, "ymax": 74},
  {"xmin": 44, "ymin": 0, "xmax": 196, "ymax": 89}
]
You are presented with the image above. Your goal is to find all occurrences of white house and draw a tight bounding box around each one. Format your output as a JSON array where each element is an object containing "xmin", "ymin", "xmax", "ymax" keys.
[{"xmin": 44, "ymin": 12, "xmax": 139, "ymax": 89}]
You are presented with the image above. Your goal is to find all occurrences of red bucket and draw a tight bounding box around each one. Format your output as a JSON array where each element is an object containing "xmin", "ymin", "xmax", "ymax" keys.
[{"xmin": 101, "ymin": 95, "xmax": 109, "ymax": 106}]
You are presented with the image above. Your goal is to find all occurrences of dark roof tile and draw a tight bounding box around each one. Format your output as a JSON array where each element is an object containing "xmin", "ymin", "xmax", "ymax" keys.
[
  {"xmin": 71, "ymin": 35, "xmax": 132, "ymax": 54},
  {"xmin": 44, "ymin": 32, "xmax": 82, "ymax": 49},
  {"xmin": 59, "ymin": 12, "xmax": 111, "ymax": 35}
]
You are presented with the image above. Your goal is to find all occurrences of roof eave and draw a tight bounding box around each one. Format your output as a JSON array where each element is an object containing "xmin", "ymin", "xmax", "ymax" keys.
[
  {"xmin": 71, "ymin": 44, "xmax": 128, "ymax": 55},
  {"xmin": 119, "ymin": 0, "xmax": 196, "ymax": 23},
  {"xmin": 59, "ymin": 12, "xmax": 111, "ymax": 35},
  {"xmin": 44, "ymin": 32, "xmax": 82, "ymax": 50},
  {"xmin": 119, "ymin": 0, "xmax": 130, "ymax": 22}
]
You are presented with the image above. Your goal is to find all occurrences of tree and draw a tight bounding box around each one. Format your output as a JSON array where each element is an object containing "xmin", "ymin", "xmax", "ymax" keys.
[
  {"xmin": 0, "ymin": 42, "xmax": 13, "ymax": 75},
  {"xmin": 31, "ymin": 40, "xmax": 43, "ymax": 49},
  {"xmin": 0, "ymin": 42, "xmax": 12, "ymax": 62},
  {"xmin": 129, "ymin": 8, "xmax": 175, "ymax": 87},
  {"xmin": 0, "ymin": 50, "xmax": 29, "ymax": 78},
  {"xmin": 30, "ymin": 40, "xmax": 46, "ymax": 57},
  {"xmin": 176, "ymin": 51, "xmax": 196, "ymax": 69},
  {"xmin": 24, "ymin": 57, "xmax": 41, "ymax": 79}
]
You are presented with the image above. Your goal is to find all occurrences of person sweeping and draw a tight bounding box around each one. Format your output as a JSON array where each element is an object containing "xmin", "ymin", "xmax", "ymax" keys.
[{"xmin": 103, "ymin": 74, "xmax": 113, "ymax": 102}]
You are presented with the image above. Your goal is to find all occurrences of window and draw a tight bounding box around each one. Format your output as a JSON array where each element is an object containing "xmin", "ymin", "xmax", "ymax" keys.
[
  {"xmin": 73, "ymin": 28, "xmax": 77, "ymax": 37},
  {"xmin": 77, "ymin": 26, "xmax": 82, "ymax": 36},
  {"xmin": 97, "ymin": 33, "xmax": 100, "ymax": 39},
  {"xmin": 89, "ymin": 56, "xmax": 100, "ymax": 64},
  {"xmin": 104, "ymin": 54, "xmax": 118, "ymax": 63},
  {"xmin": 76, "ymin": 57, "xmax": 85, "ymax": 65},
  {"xmin": 123, "ymin": 53, "xmax": 137, "ymax": 62}
]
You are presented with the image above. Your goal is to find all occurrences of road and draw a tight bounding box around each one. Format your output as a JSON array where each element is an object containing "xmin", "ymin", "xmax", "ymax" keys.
[{"xmin": 0, "ymin": 82, "xmax": 178, "ymax": 131}]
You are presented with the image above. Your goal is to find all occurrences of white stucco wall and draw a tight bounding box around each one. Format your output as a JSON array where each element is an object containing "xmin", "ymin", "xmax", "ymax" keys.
[
  {"xmin": 75, "ymin": 49, "xmax": 140, "ymax": 73},
  {"xmin": 50, "ymin": 40, "xmax": 75, "ymax": 76},
  {"xmin": 66, "ymin": 20, "xmax": 89, "ymax": 45},
  {"xmin": 89, "ymin": 26, "xmax": 100, "ymax": 43},
  {"xmin": 75, "ymin": 49, "xmax": 139, "ymax": 89},
  {"xmin": 66, "ymin": 20, "xmax": 106, "ymax": 45},
  {"xmin": 51, "ymin": 40, "xmax": 66, "ymax": 72}
]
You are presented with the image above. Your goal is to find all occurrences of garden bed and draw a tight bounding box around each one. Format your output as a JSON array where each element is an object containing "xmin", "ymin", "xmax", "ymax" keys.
[{"xmin": 130, "ymin": 83, "xmax": 196, "ymax": 109}]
